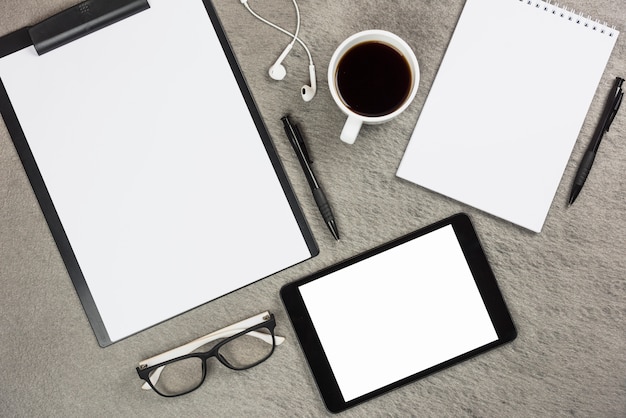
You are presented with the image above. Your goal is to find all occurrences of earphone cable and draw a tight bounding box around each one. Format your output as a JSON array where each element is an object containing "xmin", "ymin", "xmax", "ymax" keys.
[{"xmin": 242, "ymin": 1, "xmax": 313, "ymax": 65}]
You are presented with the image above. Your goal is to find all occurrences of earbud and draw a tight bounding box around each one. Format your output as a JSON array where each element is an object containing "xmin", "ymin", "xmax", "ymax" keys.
[
  {"xmin": 242, "ymin": 0, "xmax": 317, "ymax": 101},
  {"xmin": 268, "ymin": 43, "xmax": 293, "ymax": 81},
  {"xmin": 301, "ymin": 64, "xmax": 317, "ymax": 101}
]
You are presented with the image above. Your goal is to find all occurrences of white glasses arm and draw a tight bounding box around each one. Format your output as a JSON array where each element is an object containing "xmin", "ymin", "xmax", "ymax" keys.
[{"xmin": 138, "ymin": 311, "xmax": 284, "ymax": 390}]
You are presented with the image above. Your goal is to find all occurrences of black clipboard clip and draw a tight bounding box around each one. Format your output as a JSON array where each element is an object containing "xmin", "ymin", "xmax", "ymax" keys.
[{"xmin": 28, "ymin": 0, "xmax": 150, "ymax": 55}]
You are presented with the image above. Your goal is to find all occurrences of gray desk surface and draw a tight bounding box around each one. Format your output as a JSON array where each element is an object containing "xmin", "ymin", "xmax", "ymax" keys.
[{"xmin": 1, "ymin": 0, "xmax": 624, "ymax": 416}]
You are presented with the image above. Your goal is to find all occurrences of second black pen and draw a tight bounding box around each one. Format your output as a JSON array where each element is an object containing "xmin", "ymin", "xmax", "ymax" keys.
[{"xmin": 281, "ymin": 115, "xmax": 340, "ymax": 240}]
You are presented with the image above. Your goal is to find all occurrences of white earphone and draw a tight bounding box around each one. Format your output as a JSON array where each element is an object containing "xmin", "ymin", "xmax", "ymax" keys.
[
  {"xmin": 268, "ymin": 43, "xmax": 293, "ymax": 81},
  {"xmin": 302, "ymin": 63, "xmax": 316, "ymax": 102},
  {"xmin": 240, "ymin": 0, "xmax": 316, "ymax": 101}
]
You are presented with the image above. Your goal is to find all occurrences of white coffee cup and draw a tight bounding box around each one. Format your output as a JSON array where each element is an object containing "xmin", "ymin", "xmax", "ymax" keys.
[{"xmin": 328, "ymin": 30, "xmax": 420, "ymax": 144}]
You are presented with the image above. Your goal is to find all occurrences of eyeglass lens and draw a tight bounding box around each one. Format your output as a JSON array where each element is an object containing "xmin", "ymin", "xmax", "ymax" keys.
[
  {"xmin": 218, "ymin": 327, "xmax": 274, "ymax": 369},
  {"xmin": 148, "ymin": 326, "xmax": 274, "ymax": 397},
  {"xmin": 152, "ymin": 357, "xmax": 204, "ymax": 396}
]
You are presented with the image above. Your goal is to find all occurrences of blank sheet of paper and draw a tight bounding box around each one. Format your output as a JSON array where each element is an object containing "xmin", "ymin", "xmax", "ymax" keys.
[
  {"xmin": 0, "ymin": 0, "xmax": 315, "ymax": 344},
  {"xmin": 397, "ymin": 0, "xmax": 618, "ymax": 232}
]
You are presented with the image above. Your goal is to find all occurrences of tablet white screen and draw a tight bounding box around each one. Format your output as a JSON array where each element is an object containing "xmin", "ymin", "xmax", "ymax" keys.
[{"xmin": 299, "ymin": 225, "xmax": 498, "ymax": 401}]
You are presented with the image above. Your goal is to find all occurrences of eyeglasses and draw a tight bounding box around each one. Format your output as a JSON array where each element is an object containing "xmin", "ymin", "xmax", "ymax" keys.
[{"xmin": 136, "ymin": 311, "xmax": 284, "ymax": 397}]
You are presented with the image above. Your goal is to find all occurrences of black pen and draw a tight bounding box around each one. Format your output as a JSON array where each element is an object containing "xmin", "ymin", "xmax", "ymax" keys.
[
  {"xmin": 281, "ymin": 116, "xmax": 340, "ymax": 240},
  {"xmin": 569, "ymin": 77, "xmax": 624, "ymax": 206}
]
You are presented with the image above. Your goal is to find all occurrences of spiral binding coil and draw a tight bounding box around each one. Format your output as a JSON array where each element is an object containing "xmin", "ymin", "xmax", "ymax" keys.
[{"xmin": 520, "ymin": 0, "xmax": 617, "ymax": 37}]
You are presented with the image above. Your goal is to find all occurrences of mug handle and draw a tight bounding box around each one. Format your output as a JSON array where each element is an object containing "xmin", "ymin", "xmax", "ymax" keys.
[{"xmin": 340, "ymin": 115, "xmax": 363, "ymax": 144}]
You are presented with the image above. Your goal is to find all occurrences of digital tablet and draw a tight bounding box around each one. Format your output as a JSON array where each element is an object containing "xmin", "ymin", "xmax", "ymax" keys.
[{"xmin": 281, "ymin": 213, "xmax": 516, "ymax": 412}]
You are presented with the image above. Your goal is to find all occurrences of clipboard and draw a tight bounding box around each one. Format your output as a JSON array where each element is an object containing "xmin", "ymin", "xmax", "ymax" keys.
[
  {"xmin": 281, "ymin": 214, "xmax": 516, "ymax": 412},
  {"xmin": 0, "ymin": 0, "xmax": 318, "ymax": 347}
]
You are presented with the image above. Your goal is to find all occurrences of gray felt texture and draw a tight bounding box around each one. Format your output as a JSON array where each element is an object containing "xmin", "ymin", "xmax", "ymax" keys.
[{"xmin": 0, "ymin": 0, "xmax": 625, "ymax": 416}]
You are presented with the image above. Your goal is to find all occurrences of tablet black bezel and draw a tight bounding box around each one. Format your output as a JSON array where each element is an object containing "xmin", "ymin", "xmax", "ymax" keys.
[{"xmin": 281, "ymin": 213, "xmax": 516, "ymax": 413}]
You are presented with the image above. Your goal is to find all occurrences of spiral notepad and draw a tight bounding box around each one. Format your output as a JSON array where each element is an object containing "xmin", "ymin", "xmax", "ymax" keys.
[{"xmin": 397, "ymin": 0, "xmax": 619, "ymax": 232}]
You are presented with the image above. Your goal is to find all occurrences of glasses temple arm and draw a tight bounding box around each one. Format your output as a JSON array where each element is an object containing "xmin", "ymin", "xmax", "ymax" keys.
[
  {"xmin": 139, "ymin": 312, "xmax": 284, "ymax": 390},
  {"xmin": 140, "ymin": 312, "xmax": 271, "ymax": 367}
]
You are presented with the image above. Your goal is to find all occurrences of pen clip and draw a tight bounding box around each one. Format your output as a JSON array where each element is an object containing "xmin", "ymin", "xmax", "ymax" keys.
[
  {"xmin": 605, "ymin": 77, "xmax": 624, "ymax": 132},
  {"xmin": 292, "ymin": 123, "xmax": 313, "ymax": 164},
  {"xmin": 606, "ymin": 91, "xmax": 623, "ymax": 132}
]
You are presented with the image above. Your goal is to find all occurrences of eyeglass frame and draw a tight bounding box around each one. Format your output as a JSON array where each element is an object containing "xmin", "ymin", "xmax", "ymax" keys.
[{"xmin": 136, "ymin": 311, "xmax": 284, "ymax": 397}]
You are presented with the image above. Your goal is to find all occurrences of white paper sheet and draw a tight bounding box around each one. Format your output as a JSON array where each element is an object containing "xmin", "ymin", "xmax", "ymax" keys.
[
  {"xmin": 397, "ymin": 0, "xmax": 618, "ymax": 232},
  {"xmin": 0, "ymin": 0, "xmax": 313, "ymax": 343}
]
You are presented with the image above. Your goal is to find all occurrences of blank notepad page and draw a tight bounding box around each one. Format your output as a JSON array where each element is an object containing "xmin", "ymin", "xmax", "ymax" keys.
[{"xmin": 397, "ymin": 0, "xmax": 618, "ymax": 232}]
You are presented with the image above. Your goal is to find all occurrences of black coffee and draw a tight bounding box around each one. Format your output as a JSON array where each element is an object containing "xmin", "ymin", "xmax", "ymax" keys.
[{"xmin": 336, "ymin": 41, "xmax": 412, "ymax": 117}]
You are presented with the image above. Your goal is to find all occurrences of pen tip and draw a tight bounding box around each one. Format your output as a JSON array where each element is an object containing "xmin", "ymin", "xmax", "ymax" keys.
[
  {"xmin": 567, "ymin": 198, "xmax": 576, "ymax": 207},
  {"xmin": 327, "ymin": 220, "xmax": 340, "ymax": 240}
]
